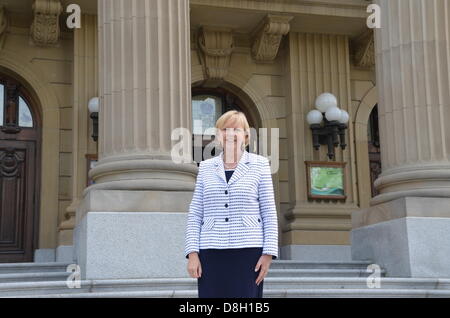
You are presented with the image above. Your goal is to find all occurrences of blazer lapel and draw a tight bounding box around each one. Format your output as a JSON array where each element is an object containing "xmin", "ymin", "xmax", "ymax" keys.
[
  {"xmin": 214, "ymin": 150, "xmax": 250, "ymax": 186},
  {"xmin": 214, "ymin": 153, "xmax": 227, "ymax": 184}
]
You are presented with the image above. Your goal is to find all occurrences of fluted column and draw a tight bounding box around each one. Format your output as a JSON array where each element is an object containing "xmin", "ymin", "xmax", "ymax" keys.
[
  {"xmin": 74, "ymin": 0, "xmax": 195, "ymax": 280},
  {"xmin": 352, "ymin": 0, "xmax": 450, "ymax": 278},
  {"xmin": 87, "ymin": 0, "xmax": 195, "ymax": 194},
  {"xmin": 371, "ymin": 0, "xmax": 450, "ymax": 205}
]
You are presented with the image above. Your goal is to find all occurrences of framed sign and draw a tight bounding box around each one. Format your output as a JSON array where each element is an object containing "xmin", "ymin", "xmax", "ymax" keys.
[
  {"xmin": 305, "ymin": 161, "xmax": 347, "ymax": 200},
  {"xmin": 85, "ymin": 154, "xmax": 98, "ymax": 187}
]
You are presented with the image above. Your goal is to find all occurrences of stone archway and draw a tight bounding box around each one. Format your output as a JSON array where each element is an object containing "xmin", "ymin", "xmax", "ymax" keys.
[
  {"xmin": 0, "ymin": 72, "xmax": 42, "ymax": 262},
  {"xmin": 354, "ymin": 86, "xmax": 378, "ymax": 208},
  {"xmin": 192, "ymin": 66, "xmax": 272, "ymax": 126},
  {"xmin": 191, "ymin": 68, "xmax": 282, "ymax": 253},
  {"xmin": 0, "ymin": 49, "xmax": 61, "ymax": 257}
]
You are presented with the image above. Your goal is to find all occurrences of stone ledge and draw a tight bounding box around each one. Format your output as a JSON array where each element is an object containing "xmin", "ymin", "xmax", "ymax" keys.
[
  {"xmin": 76, "ymin": 190, "xmax": 194, "ymax": 223},
  {"xmin": 352, "ymin": 197, "xmax": 450, "ymax": 229}
]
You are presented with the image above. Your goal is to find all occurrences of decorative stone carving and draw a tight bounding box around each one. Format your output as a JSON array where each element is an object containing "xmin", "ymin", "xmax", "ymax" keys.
[
  {"xmin": 352, "ymin": 29, "xmax": 375, "ymax": 68},
  {"xmin": 0, "ymin": 5, "xmax": 8, "ymax": 49},
  {"xmin": 251, "ymin": 14, "xmax": 293, "ymax": 63},
  {"xmin": 197, "ymin": 26, "xmax": 234, "ymax": 83},
  {"xmin": 30, "ymin": 0, "xmax": 63, "ymax": 46}
]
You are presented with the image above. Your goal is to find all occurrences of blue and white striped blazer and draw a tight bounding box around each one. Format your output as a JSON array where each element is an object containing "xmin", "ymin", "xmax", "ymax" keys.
[{"xmin": 184, "ymin": 150, "xmax": 279, "ymax": 259}]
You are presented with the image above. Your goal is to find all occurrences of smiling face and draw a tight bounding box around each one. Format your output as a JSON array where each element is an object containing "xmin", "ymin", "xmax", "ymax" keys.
[
  {"xmin": 220, "ymin": 121, "xmax": 245, "ymax": 150},
  {"xmin": 215, "ymin": 111, "xmax": 250, "ymax": 161},
  {"xmin": 218, "ymin": 120, "xmax": 248, "ymax": 161}
]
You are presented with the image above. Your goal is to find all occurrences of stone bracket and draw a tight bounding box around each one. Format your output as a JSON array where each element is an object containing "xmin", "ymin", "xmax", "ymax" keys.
[
  {"xmin": 352, "ymin": 29, "xmax": 375, "ymax": 68},
  {"xmin": 30, "ymin": 0, "xmax": 63, "ymax": 46},
  {"xmin": 251, "ymin": 14, "xmax": 293, "ymax": 63},
  {"xmin": 197, "ymin": 26, "xmax": 234, "ymax": 84}
]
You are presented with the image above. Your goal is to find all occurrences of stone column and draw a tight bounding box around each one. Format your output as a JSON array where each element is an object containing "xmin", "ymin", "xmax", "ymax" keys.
[
  {"xmin": 74, "ymin": 0, "xmax": 195, "ymax": 279},
  {"xmin": 352, "ymin": 0, "xmax": 450, "ymax": 277}
]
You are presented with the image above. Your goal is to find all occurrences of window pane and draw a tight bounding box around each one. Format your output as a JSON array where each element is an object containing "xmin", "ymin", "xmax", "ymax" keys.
[
  {"xmin": 19, "ymin": 96, "xmax": 33, "ymax": 128},
  {"xmin": 0, "ymin": 84, "xmax": 3, "ymax": 126},
  {"xmin": 192, "ymin": 95, "xmax": 222, "ymax": 135}
]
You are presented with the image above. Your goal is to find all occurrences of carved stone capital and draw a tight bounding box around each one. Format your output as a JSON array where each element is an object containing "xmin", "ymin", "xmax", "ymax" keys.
[
  {"xmin": 251, "ymin": 14, "xmax": 293, "ymax": 63},
  {"xmin": 30, "ymin": 0, "xmax": 62, "ymax": 46},
  {"xmin": 197, "ymin": 26, "xmax": 234, "ymax": 83},
  {"xmin": 352, "ymin": 29, "xmax": 375, "ymax": 68}
]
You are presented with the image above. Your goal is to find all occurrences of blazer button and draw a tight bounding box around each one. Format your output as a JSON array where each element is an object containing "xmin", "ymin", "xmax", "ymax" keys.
[
  {"xmin": 225, "ymin": 218, "xmax": 229, "ymax": 222},
  {"xmin": 225, "ymin": 190, "xmax": 228, "ymax": 195},
  {"xmin": 258, "ymin": 218, "xmax": 261, "ymax": 222},
  {"xmin": 225, "ymin": 203, "xmax": 228, "ymax": 208}
]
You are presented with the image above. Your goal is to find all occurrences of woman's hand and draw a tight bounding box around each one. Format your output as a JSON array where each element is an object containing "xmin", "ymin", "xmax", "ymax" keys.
[
  {"xmin": 255, "ymin": 254, "xmax": 272, "ymax": 286},
  {"xmin": 187, "ymin": 253, "xmax": 202, "ymax": 278}
]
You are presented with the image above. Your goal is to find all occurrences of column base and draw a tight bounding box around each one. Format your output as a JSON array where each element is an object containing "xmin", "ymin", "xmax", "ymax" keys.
[
  {"xmin": 74, "ymin": 211, "xmax": 189, "ymax": 280},
  {"xmin": 351, "ymin": 197, "xmax": 450, "ymax": 278},
  {"xmin": 280, "ymin": 245, "xmax": 352, "ymax": 262}
]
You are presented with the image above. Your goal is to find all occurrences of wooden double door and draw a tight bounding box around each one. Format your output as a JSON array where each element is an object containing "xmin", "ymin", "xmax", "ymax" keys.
[{"xmin": 0, "ymin": 75, "xmax": 40, "ymax": 263}]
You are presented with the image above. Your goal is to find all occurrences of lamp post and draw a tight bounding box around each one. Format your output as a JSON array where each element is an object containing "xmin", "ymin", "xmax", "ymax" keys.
[
  {"xmin": 88, "ymin": 97, "xmax": 99, "ymax": 142},
  {"xmin": 306, "ymin": 93, "xmax": 349, "ymax": 160}
]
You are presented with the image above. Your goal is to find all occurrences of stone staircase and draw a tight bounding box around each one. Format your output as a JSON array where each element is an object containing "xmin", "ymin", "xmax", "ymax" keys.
[{"xmin": 1, "ymin": 260, "xmax": 450, "ymax": 297}]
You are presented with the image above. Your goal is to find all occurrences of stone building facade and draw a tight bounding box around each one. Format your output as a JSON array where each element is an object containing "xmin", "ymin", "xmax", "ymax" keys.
[{"xmin": 0, "ymin": 0, "xmax": 448, "ymax": 279}]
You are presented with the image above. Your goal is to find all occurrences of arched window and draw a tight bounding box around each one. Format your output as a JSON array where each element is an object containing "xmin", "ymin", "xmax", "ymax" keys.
[
  {"xmin": 192, "ymin": 87, "xmax": 255, "ymax": 163},
  {"xmin": 0, "ymin": 82, "xmax": 35, "ymax": 130},
  {"xmin": 192, "ymin": 94, "xmax": 223, "ymax": 135},
  {"xmin": 19, "ymin": 96, "xmax": 34, "ymax": 128}
]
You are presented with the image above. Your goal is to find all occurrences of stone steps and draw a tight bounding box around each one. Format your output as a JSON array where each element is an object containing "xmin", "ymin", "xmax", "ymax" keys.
[
  {"xmin": 0, "ymin": 260, "xmax": 449, "ymax": 297},
  {"xmin": 8, "ymin": 288, "xmax": 450, "ymax": 298},
  {"xmin": 0, "ymin": 268, "xmax": 383, "ymax": 284},
  {"xmin": 0, "ymin": 262, "xmax": 72, "ymax": 274},
  {"xmin": 0, "ymin": 272, "xmax": 70, "ymax": 283},
  {"xmin": 2, "ymin": 277, "xmax": 450, "ymax": 297},
  {"xmin": 0, "ymin": 260, "xmax": 377, "ymax": 284},
  {"xmin": 267, "ymin": 269, "xmax": 386, "ymax": 278},
  {"xmin": 269, "ymin": 260, "xmax": 374, "ymax": 270}
]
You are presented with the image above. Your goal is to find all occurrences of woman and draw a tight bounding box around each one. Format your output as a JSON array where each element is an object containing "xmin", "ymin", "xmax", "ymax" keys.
[{"xmin": 184, "ymin": 110, "xmax": 279, "ymax": 298}]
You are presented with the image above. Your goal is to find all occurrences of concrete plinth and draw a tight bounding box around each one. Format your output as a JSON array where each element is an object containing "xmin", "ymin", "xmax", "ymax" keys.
[
  {"xmin": 74, "ymin": 211, "xmax": 189, "ymax": 280},
  {"xmin": 34, "ymin": 249, "xmax": 55, "ymax": 263},
  {"xmin": 352, "ymin": 197, "xmax": 450, "ymax": 278},
  {"xmin": 280, "ymin": 245, "xmax": 352, "ymax": 262}
]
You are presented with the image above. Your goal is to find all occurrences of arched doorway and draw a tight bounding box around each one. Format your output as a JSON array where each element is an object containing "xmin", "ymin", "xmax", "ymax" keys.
[
  {"xmin": 354, "ymin": 86, "xmax": 379, "ymax": 208},
  {"xmin": 0, "ymin": 73, "xmax": 41, "ymax": 263},
  {"xmin": 191, "ymin": 84, "xmax": 261, "ymax": 164},
  {"xmin": 367, "ymin": 105, "xmax": 381, "ymax": 197}
]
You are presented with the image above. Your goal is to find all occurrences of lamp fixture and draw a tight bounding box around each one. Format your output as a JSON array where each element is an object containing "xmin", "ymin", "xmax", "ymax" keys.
[
  {"xmin": 88, "ymin": 97, "xmax": 99, "ymax": 142},
  {"xmin": 306, "ymin": 93, "xmax": 349, "ymax": 160}
]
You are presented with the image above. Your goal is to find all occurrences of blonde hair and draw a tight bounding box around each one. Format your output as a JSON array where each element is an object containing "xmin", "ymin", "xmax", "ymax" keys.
[{"xmin": 215, "ymin": 110, "xmax": 250, "ymax": 148}]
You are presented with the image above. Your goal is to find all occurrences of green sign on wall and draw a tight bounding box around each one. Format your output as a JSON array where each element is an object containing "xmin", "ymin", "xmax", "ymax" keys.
[{"xmin": 306, "ymin": 161, "xmax": 347, "ymax": 200}]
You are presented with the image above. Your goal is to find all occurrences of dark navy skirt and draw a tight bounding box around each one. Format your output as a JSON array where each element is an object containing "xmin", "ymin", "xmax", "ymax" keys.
[{"xmin": 197, "ymin": 247, "xmax": 264, "ymax": 298}]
